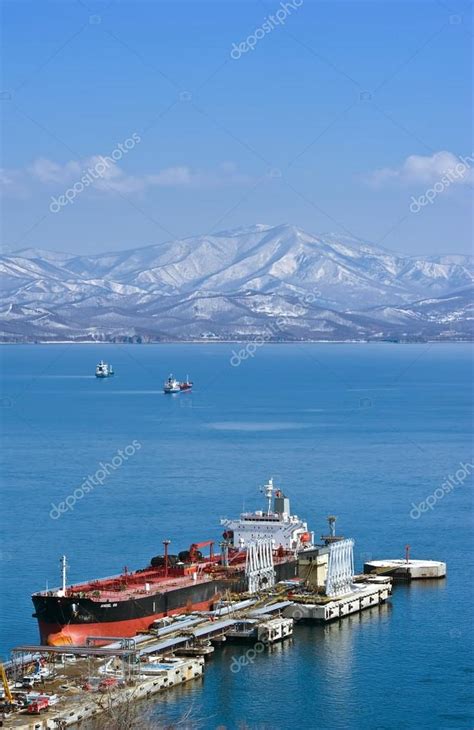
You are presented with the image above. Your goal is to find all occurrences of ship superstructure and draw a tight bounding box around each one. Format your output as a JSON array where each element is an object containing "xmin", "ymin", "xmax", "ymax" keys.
[
  {"xmin": 163, "ymin": 375, "xmax": 180, "ymax": 393},
  {"xmin": 95, "ymin": 361, "xmax": 114, "ymax": 378},
  {"xmin": 221, "ymin": 479, "xmax": 314, "ymax": 553}
]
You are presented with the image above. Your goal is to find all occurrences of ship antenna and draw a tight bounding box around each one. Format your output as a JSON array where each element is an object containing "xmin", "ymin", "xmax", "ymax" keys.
[{"xmin": 60, "ymin": 555, "xmax": 68, "ymax": 594}]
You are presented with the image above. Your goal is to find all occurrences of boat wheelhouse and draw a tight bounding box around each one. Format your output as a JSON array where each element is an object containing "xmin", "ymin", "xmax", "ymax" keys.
[
  {"xmin": 163, "ymin": 375, "xmax": 180, "ymax": 393},
  {"xmin": 221, "ymin": 478, "xmax": 314, "ymax": 552}
]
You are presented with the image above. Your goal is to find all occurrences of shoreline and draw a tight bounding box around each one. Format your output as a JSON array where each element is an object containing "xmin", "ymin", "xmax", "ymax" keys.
[{"xmin": 0, "ymin": 339, "xmax": 472, "ymax": 346}]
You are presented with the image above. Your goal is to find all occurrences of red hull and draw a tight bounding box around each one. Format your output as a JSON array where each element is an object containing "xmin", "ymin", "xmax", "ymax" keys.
[{"xmin": 39, "ymin": 598, "xmax": 216, "ymax": 646}]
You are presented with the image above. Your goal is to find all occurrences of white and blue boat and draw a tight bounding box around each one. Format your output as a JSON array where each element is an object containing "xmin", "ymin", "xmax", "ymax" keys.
[{"xmin": 95, "ymin": 360, "xmax": 114, "ymax": 378}]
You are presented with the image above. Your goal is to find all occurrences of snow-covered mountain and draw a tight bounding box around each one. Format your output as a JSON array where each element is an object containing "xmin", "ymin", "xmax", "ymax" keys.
[{"xmin": 1, "ymin": 224, "xmax": 472, "ymax": 341}]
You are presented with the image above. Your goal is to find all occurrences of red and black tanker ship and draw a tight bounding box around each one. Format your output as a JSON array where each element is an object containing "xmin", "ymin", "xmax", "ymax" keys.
[{"xmin": 32, "ymin": 479, "xmax": 314, "ymax": 646}]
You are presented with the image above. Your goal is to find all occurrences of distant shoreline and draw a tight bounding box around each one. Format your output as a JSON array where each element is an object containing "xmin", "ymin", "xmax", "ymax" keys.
[{"xmin": 0, "ymin": 339, "xmax": 472, "ymax": 346}]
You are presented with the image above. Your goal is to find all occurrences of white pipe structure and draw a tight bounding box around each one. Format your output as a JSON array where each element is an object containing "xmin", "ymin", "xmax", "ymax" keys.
[
  {"xmin": 245, "ymin": 539, "xmax": 275, "ymax": 594},
  {"xmin": 325, "ymin": 538, "xmax": 355, "ymax": 597}
]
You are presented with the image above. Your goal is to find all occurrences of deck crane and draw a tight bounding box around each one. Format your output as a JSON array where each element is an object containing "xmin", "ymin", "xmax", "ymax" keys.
[{"xmin": 189, "ymin": 540, "xmax": 215, "ymax": 562}]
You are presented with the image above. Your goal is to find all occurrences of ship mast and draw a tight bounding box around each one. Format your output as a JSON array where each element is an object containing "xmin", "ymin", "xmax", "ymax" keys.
[
  {"xmin": 60, "ymin": 555, "xmax": 67, "ymax": 594},
  {"xmin": 163, "ymin": 540, "xmax": 171, "ymax": 578},
  {"xmin": 263, "ymin": 478, "xmax": 274, "ymax": 515}
]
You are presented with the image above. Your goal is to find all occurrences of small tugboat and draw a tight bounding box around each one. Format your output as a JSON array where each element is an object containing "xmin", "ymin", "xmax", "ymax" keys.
[
  {"xmin": 163, "ymin": 375, "xmax": 180, "ymax": 393},
  {"xmin": 95, "ymin": 360, "xmax": 114, "ymax": 378},
  {"xmin": 179, "ymin": 376, "xmax": 193, "ymax": 391}
]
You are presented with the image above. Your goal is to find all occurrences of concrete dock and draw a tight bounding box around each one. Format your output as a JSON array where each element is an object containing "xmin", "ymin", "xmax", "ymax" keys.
[
  {"xmin": 2, "ymin": 656, "xmax": 204, "ymax": 729},
  {"xmin": 226, "ymin": 616, "xmax": 293, "ymax": 643},
  {"xmin": 364, "ymin": 559, "xmax": 446, "ymax": 580},
  {"xmin": 284, "ymin": 579, "xmax": 391, "ymax": 621}
]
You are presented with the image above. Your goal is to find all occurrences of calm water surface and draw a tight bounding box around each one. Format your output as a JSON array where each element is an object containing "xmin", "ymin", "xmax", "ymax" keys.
[{"xmin": 1, "ymin": 343, "xmax": 473, "ymax": 729}]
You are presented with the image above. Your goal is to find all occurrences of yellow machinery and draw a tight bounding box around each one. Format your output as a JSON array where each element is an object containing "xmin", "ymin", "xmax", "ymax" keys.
[{"xmin": 0, "ymin": 661, "xmax": 14, "ymax": 708}]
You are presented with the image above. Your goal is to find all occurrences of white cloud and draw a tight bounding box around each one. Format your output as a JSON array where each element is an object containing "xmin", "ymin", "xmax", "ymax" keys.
[
  {"xmin": 0, "ymin": 168, "xmax": 29, "ymax": 197},
  {"xmin": 1, "ymin": 156, "xmax": 254, "ymax": 198},
  {"xmin": 368, "ymin": 151, "xmax": 474, "ymax": 187},
  {"xmin": 27, "ymin": 158, "xmax": 82, "ymax": 184}
]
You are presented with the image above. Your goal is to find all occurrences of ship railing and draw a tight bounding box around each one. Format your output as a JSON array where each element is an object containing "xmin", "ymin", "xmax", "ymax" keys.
[
  {"xmin": 36, "ymin": 566, "xmax": 188, "ymax": 596},
  {"xmin": 76, "ymin": 576, "xmax": 211, "ymax": 600}
]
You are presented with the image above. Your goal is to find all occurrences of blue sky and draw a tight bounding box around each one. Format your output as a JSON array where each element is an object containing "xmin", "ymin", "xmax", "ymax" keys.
[{"xmin": 1, "ymin": 0, "xmax": 472, "ymax": 255}]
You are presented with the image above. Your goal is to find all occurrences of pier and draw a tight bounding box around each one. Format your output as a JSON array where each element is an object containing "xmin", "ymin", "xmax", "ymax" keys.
[
  {"xmin": 1, "ymin": 599, "xmax": 296, "ymax": 729},
  {"xmin": 1, "ymin": 586, "xmax": 390, "ymax": 728}
]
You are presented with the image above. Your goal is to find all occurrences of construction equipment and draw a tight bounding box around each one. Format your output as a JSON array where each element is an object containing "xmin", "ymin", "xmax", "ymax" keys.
[
  {"xmin": 0, "ymin": 661, "xmax": 16, "ymax": 712},
  {"xmin": 27, "ymin": 697, "xmax": 49, "ymax": 714}
]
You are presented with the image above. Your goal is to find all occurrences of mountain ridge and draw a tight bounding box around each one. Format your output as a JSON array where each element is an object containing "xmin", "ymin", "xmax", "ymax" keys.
[{"xmin": 2, "ymin": 224, "xmax": 472, "ymax": 342}]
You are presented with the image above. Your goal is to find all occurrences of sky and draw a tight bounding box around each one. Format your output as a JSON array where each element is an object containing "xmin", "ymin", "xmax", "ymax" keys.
[{"xmin": 1, "ymin": 0, "xmax": 472, "ymax": 257}]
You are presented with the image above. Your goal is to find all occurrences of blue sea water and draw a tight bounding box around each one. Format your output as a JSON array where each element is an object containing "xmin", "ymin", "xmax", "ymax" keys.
[{"xmin": 0, "ymin": 343, "xmax": 473, "ymax": 729}]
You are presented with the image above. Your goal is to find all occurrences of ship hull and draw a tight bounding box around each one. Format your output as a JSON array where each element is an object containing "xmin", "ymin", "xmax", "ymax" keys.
[
  {"xmin": 37, "ymin": 597, "xmax": 218, "ymax": 646},
  {"xmin": 32, "ymin": 561, "xmax": 298, "ymax": 646},
  {"xmin": 33, "ymin": 580, "xmax": 224, "ymax": 646}
]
